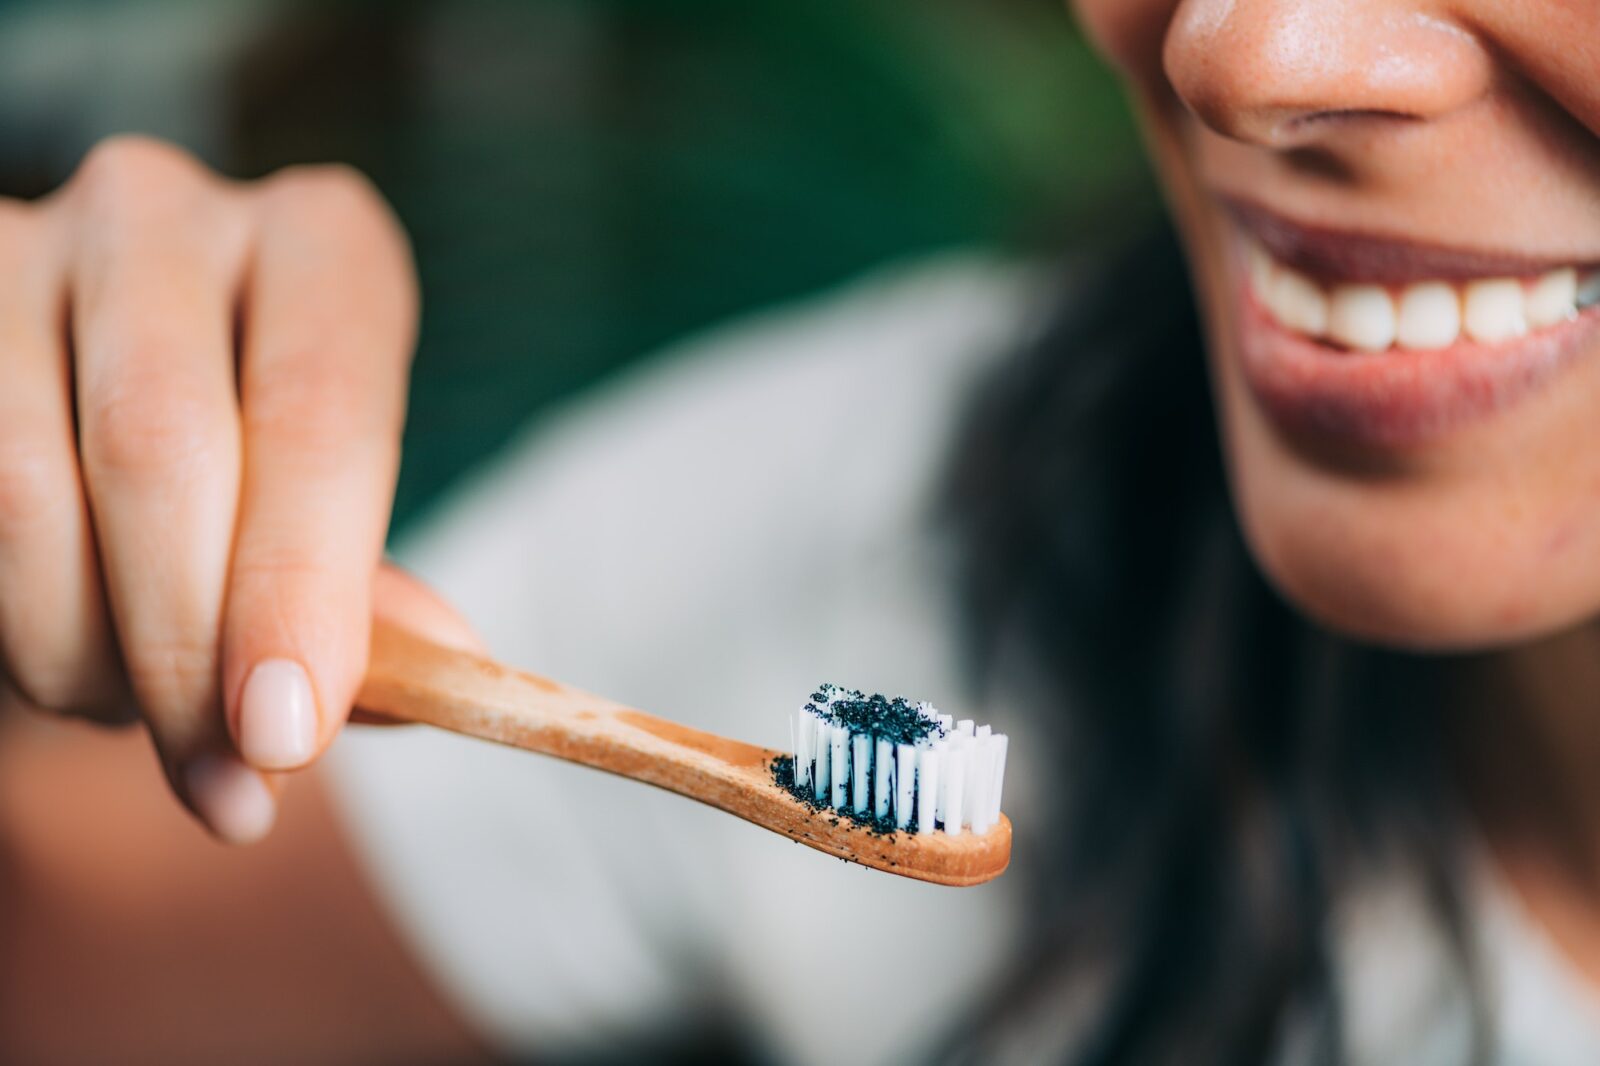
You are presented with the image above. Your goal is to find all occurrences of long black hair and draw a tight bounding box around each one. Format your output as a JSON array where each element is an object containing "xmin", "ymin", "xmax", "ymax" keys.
[{"xmin": 942, "ymin": 223, "xmax": 1483, "ymax": 1064}]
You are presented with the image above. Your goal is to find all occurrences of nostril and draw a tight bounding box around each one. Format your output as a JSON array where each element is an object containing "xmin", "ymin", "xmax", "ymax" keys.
[
  {"xmin": 1281, "ymin": 109, "xmax": 1421, "ymax": 133},
  {"xmin": 1270, "ymin": 108, "xmax": 1423, "ymax": 146},
  {"xmin": 1280, "ymin": 146, "xmax": 1358, "ymax": 183},
  {"xmin": 1280, "ymin": 108, "xmax": 1420, "ymax": 135}
]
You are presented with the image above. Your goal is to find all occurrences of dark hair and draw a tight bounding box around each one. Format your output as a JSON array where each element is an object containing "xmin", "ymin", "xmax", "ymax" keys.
[{"xmin": 941, "ymin": 223, "xmax": 1485, "ymax": 1064}]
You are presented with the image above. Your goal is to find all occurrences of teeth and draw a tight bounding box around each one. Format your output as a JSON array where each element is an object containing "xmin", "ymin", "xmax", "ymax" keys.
[
  {"xmin": 1249, "ymin": 241, "xmax": 1595, "ymax": 351},
  {"xmin": 1462, "ymin": 279, "xmax": 1527, "ymax": 344},
  {"xmin": 1247, "ymin": 241, "xmax": 1275, "ymax": 296},
  {"xmin": 1266, "ymin": 268, "xmax": 1329, "ymax": 337},
  {"xmin": 1328, "ymin": 285, "xmax": 1396, "ymax": 352},
  {"xmin": 1526, "ymin": 268, "xmax": 1577, "ymax": 329},
  {"xmin": 1396, "ymin": 282, "xmax": 1461, "ymax": 350}
]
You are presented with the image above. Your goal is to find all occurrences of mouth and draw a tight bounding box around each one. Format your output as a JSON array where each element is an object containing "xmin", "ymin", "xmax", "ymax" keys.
[{"xmin": 1222, "ymin": 199, "xmax": 1600, "ymax": 447}]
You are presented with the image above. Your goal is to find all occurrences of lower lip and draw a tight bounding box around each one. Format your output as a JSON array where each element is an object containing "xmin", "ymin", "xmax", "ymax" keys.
[{"xmin": 1231, "ymin": 246, "xmax": 1600, "ymax": 448}]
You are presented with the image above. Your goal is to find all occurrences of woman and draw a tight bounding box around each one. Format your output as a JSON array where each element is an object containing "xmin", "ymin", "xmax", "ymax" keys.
[{"xmin": 3, "ymin": 1, "xmax": 1599, "ymax": 1062}]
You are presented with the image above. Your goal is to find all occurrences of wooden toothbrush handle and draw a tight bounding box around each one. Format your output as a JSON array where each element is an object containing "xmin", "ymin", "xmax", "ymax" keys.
[{"xmin": 356, "ymin": 617, "xmax": 780, "ymax": 802}]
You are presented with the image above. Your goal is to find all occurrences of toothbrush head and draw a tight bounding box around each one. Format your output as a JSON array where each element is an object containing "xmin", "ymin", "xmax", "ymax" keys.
[{"xmin": 773, "ymin": 684, "xmax": 1012, "ymax": 884}]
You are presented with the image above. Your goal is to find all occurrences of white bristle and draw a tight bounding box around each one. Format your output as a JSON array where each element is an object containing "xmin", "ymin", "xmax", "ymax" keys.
[
  {"xmin": 784, "ymin": 687, "xmax": 1010, "ymax": 836},
  {"xmin": 967, "ymin": 738, "xmax": 986, "ymax": 828},
  {"xmin": 894, "ymin": 744, "xmax": 915, "ymax": 829},
  {"xmin": 794, "ymin": 710, "xmax": 812, "ymax": 791},
  {"xmin": 812, "ymin": 716, "xmax": 830, "ymax": 802},
  {"xmin": 987, "ymin": 734, "xmax": 1008, "ymax": 826},
  {"xmin": 851, "ymin": 734, "xmax": 871, "ymax": 814},
  {"xmin": 944, "ymin": 739, "xmax": 968, "ymax": 837},
  {"xmin": 968, "ymin": 735, "xmax": 993, "ymax": 835},
  {"xmin": 916, "ymin": 746, "xmax": 942, "ymax": 835},
  {"xmin": 961, "ymin": 735, "xmax": 981, "ymax": 829},
  {"xmin": 830, "ymin": 725, "xmax": 848, "ymax": 810},
  {"xmin": 873, "ymin": 738, "xmax": 893, "ymax": 820}
]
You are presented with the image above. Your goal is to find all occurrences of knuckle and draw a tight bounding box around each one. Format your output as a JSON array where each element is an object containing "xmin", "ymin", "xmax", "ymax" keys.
[
  {"xmin": 247, "ymin": 358, "xmax": 399, "ymax": 452},
  {"xmin": 81, "ymin": 373, "xmax": 227, "ymax": 480},
  {"xmin": 0, "ymin": 427, "xmax": 68, "ymax": 535},
  {"xmin": 0, "ymin": 200, "xmax": 50, "ymax": 283},
  {"xmin": 0, "ymin": 626, "xmax": 115, "ymax": 717},
  {"xmin": 265, "ymin": 163, "xmax": 388, "ymax": 227},
  {"xmin": 6, "ymin": 661, "xmax": 93, "ymax": 717},
  {"xmin": 230, "ymin": 555, "xmax": 359, "ymax": 656},
  {"xmin": 264, "ymin": 164, "xmax": 411, "ymax": 270},
  {"xmin": 230, "ymin": 557, "xmax": 351, "ymax": 646},
  {"xmin": 121, "ymin": 636, "xmax": 218, "ymax": 715},
  {"xmin": 258, "ymin": 164, "xmax": 417, "ymax": 318},
  {"xmin": 69, "ymin": 135, "xmax": 209, "ymax": 214},
  {"xmin": 0, "ymin": 198, "xmax": 37, "ymax": 242},
  {"xmin": 233, "ymin": 550, "xmax": 339, "ymax": 589}
]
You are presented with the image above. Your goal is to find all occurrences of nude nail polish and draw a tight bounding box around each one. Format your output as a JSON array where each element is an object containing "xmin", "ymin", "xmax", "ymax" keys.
[
  {"xmin": 184, "ymin": 755, "xmax": 276, "ymax": 845},
  {"xmin": 238, "ymin": 659, "xmax": 319, "ymax": 769}
]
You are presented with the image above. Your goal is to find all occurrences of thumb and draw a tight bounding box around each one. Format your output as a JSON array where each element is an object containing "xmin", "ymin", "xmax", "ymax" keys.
[
  {"xmin": 372, "ymin": 561, "xmax": 485, "ymax": 653},
  {"xmin": 352, "ymin": 562, "xmax": 487, "ymax": 726}
]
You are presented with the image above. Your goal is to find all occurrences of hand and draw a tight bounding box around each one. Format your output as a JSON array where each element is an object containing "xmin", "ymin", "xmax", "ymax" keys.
[{"xmin": 0, "ymin": 135, "xmax": 435, "ymax": 843}]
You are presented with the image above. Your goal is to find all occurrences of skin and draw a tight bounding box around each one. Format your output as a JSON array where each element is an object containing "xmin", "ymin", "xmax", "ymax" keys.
[
  {"xmin": 1071, "ymin": 0, "xmax": 1600, "ymax": 985},
  {"xmin": 0, "ymin": 138, "xmax": 488, "ymax": 1057},
  {"xmin": 0, "ymin": 135, "xmax": 433, "ymax": 839}
]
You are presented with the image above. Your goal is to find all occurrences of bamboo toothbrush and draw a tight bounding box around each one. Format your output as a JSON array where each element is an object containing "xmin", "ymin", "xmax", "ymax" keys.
[{"xmin": 356, "ymin": 617, "xmax": 1012, "ymax": 887}]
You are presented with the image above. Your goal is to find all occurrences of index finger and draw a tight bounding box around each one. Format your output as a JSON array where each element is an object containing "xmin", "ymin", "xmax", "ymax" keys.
[{"xmin": 223, "ymin": 166, "xmax": 417, "ymax": 771}]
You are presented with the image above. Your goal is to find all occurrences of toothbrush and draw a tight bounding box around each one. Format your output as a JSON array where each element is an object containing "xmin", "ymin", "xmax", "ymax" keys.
[{"xmin": 356, "ymin": 618, "xmax": 1012, "ymax": 887}]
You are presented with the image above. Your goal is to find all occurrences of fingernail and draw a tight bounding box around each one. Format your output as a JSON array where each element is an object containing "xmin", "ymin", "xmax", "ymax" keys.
[
  {"xmin": 184, "ymin": 755, "xmax": 276, "ymax": 845},
  {"xmin": 238, "ymin": 659, "xmax": 319, "ymax": 769}
]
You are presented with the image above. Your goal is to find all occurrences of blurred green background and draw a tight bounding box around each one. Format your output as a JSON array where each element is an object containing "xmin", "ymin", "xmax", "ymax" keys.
[{"xmin": 0, "ymin": 0, "xmax": 1150, "ymax": 531}]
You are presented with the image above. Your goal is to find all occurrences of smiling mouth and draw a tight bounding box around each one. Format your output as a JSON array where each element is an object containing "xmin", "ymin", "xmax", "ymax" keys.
[
  {"xmin": 1222, "ymin": 200, "xmax": 1600, "ymax": 447},
  {"xmin": 1243, "ymin": 231, "xmax": 1600, "ymax": 354}
]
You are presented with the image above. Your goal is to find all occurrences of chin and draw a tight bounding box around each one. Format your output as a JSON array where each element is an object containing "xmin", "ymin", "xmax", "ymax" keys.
[{"xmin": 1235, "ymin": 489, "xmax": 1600, "ymax": 654}]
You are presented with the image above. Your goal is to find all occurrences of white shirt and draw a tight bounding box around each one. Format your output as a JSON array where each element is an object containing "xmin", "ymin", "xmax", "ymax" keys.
[{"xmin": 325, "ymin": 253, "xmax": 1600, "ymax": 1065}]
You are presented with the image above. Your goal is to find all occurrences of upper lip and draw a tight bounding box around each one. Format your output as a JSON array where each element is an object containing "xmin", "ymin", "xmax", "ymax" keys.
[{"xmin": 1224, "ymin": 197, "xmax": 1599, "ymax": 285}]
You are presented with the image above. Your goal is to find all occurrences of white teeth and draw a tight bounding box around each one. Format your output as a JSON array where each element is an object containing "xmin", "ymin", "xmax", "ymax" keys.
[
  {"xmin": 1249, "ymin": 241, "xmax": 1594, "ymax": 351},
  {"xmin": 1267, "ymin": 268, "xmax": 1329, "ymax": 337},
  {"xmin": 1395, "ymin": 282, "xmax": 1461, "ymax": 350},
  {"xmin": 1327, "ymin": 285, "xmax": 1396, "ymax": 352},
  {"xmin": 1526, "ymin": 268, "xmax": 1577, "ymax": 329},
  {"xmin": 1247, "ymin": 242, "xmax": 1275, "ymax": 296},
  {"xmin": 1462, "ymin": 279, "xmax": 1528, "ymax": 344}
]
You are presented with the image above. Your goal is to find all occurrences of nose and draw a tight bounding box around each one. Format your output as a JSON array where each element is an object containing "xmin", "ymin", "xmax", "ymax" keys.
[{"xmin": 1162, "ymin": 0, "xmax": 1491, "ymax": 148}]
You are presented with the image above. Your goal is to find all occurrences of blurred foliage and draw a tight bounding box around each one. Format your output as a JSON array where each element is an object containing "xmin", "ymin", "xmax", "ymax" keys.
[{"xmin": 0, "ymin": 0, "xmax": 1151, "ymax": 528}]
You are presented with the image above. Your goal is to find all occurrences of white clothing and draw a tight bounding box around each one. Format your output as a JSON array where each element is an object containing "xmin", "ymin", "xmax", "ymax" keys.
[{"xmin": 326, "ymin": 255, "xmax": 1600, "ymax": 1065}]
